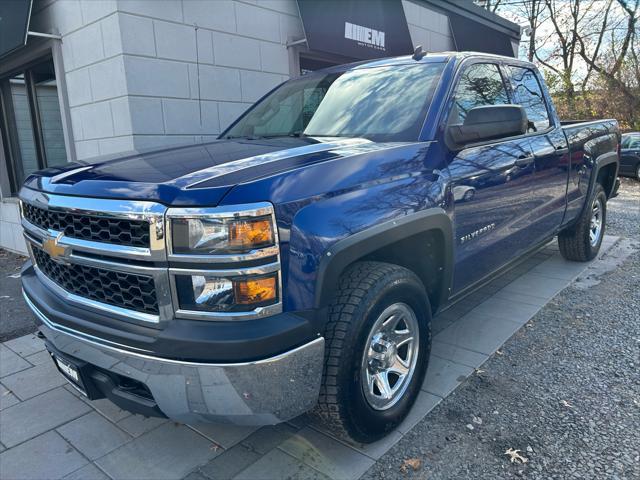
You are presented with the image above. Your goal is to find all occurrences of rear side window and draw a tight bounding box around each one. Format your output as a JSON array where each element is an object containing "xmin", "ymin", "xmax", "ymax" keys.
[
  {"xmin": 506, "ymin": 66, "xmax": 550, "ymax": 132},
  {"xmin": 449, "ymin": 63, "xmax": 509, "ymax": 125}
]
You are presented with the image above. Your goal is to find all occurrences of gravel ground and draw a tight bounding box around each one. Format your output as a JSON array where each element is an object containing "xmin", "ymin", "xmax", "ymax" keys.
[
  {"xmin": 363, "ymin": 180, "xmax": 640, "ymax": 479},
  {"xmin": 608, "ymin": 177, "xmax": 640, "ymax": 238},
  {"xmin": 0, "ymin": 249, "xmax": 36, "ymax": 342}
]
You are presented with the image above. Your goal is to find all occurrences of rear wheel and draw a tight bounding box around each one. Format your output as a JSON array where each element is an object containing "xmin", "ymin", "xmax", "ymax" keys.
[
  {"xmin": 314, "ymin": 261, "xmax": 431, "ymax": 443},
  {"xmin": 558, "ymin": 183, "xmax": 607, "ymax": 262}
]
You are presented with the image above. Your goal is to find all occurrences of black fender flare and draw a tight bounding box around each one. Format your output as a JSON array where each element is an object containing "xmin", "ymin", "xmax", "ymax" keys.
[
  {"xmin": 589, "ymin": 151, "xmax": 619, "ymax": 199},
  {"xmin": 569, "ymin": 151, "xmax": 618, "ymax": 229},
  {"xmin": 314, "ymin": 207, "xmax": 454, "ymax": 312}
]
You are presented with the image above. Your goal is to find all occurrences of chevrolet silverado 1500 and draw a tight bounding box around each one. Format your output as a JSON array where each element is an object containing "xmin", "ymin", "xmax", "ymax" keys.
[{"xmin": 19, "ymin": 52, "xmax": 620, "ymax": 442}]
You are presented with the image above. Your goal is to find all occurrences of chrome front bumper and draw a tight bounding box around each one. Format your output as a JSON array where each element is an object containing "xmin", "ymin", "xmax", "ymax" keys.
[{"xmin": 25, "ymin": 293, "xmax": 324, "ymax": 425}]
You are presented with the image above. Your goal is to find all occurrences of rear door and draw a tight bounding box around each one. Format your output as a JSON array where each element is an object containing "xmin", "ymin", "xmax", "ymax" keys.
[
  {"xmin": 444, "ymin": 62, "xmax": 537, "ymax": 294},
  {"xmin": 503, "ymin": 65, "xmax": 569, "ymax": 245}
]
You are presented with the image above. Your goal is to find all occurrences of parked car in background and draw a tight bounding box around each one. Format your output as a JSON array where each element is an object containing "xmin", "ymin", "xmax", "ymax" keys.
[
  {"xmin": 620, "ymin": 132, "xmax": 640, "ymax": 180},
  {"xmin": 453, "ymin": 185, "xmax": 476, "ymax": 202},
  {"xmin": 19, "ymin": 52, "xmax": 620, "ymax": 443}
]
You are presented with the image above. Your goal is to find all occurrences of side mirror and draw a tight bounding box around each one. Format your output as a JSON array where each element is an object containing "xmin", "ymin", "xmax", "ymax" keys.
[{"xmin": 448, "ymin": 104, "xmax": 528, "ymax": 146}]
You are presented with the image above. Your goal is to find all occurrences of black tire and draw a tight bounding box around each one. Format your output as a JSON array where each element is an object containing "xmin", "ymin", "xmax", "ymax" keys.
[
  {"xmin": 314, "ymin": 261, "xmax": 432, "ymax": 443},
  {"xmin": 636, "ymin": 163, "xmax": 640, "ymax": 181},
  {"xmin": 558, "ymin": 183, "xmax": 607, "ymax": 262}
]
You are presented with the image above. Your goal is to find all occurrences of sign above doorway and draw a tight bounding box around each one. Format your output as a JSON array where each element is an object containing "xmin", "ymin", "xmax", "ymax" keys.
[{"xmin": 296, "ymin": 0, "xmax": 414, "ymax": 60}]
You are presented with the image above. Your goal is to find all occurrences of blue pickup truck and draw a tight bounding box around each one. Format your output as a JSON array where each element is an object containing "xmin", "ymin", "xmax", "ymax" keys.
[{"xmin": 19, "ymin": 52, "xmax": 619, "ymax": 443}]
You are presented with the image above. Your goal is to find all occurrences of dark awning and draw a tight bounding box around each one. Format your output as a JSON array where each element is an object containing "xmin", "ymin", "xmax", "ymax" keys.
[
  {"xmin": 448, "ymin": 10, "xmax": 516, "ymax": 57},
  {"xmin": 296, "ymin": 0, "xmax": 414, "ymax": 61},
  {"xmin": 0, "ymin": 0, "xmax": 32, "ymax": 58}
]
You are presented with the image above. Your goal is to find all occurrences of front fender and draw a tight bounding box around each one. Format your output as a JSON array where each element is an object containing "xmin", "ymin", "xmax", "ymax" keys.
[{"xmin": 314, "ymin": 208, "xmax": 454, "ymax": 311}]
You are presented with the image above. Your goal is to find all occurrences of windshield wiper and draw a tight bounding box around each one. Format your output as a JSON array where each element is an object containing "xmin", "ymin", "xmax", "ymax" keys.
[
  {"xmin": 224, "ymin": 135, "xmax": 264, "ymax": 140},
  {"xmin": 251, "ymin": 133, "xmax": 309, "ymax": 139}
]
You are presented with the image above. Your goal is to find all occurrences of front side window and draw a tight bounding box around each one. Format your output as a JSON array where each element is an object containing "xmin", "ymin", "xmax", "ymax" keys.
[
  {"xmin": 448, "ymin": 63, "xmax": 509, "ymax": 125},
  {"xmin": 506, "ymin": 66, "xmax": 550, "ymax": 132},
  {"xmin": 224, "ymin": 63, "xmax": 445, "ymax": 142}
]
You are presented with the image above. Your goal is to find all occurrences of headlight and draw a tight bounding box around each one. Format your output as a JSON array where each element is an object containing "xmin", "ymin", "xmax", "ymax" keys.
[
  {"xmin": 171, "ymin": 216, "xmax": 274, "ymax": 254},
  {"xmin": 168, "ymin": 204, "xmax": 276, "ymax": 256},
  {"xmin": 174, "ymin": 272, "xmax": 278, "ymax": 312},
  {"xmin": 167, "ymin": 203, "xmax": 282, "ymax": 320}
]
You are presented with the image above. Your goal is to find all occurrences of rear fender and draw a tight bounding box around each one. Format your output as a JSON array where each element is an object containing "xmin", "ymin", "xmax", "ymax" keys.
[{"xmin": 577, "ymin": 151, "xmax": 619, "ymax": 218}]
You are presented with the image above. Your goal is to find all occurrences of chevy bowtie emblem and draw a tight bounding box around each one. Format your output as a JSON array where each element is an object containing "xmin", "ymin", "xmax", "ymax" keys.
[{"xmin": 42, "ymin": 233, "xmax": 70, "ymax": 263}]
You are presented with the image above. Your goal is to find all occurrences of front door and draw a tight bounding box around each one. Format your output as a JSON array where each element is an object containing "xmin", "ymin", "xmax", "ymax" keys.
[{"xmin": 444, "ymin": 62, "xmax": 537, "ymax": 294}]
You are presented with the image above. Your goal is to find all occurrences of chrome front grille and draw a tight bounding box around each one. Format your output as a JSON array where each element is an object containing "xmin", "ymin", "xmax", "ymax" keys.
[
  {"xmin": 33, "ymin": 247, "xmax": 159, "ymax": 315},
  {"xmin": 19, "ymin": 189, "xmax": 282, "ymax": 327},
  {"xmin": 23, "ymin": 203, "xmax": 151, "ymax": 248}
]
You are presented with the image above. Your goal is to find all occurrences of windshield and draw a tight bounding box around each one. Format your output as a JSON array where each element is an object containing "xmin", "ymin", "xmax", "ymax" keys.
[{"xmin": 224, "ymin": 63, "xmax": 445, "ymax": 142}]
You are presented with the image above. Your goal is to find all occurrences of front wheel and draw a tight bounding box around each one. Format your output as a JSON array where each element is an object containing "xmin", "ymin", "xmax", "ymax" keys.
[
  {"xmin": 314, "ymin": 261, "xmax": 431, "ymax": 443},
  {"xmin": 558, "ymin": 183, "xmax": 607, "ymax": 262}
]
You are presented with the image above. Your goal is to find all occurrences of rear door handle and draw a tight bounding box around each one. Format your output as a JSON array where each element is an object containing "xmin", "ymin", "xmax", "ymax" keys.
[
  {"xmin": 514, "ymin": 155, "xmax": 535, "ymax": 167},
  {"xmin": 554, "ymin": 145, "xmax": 569, "ymax": 155}
]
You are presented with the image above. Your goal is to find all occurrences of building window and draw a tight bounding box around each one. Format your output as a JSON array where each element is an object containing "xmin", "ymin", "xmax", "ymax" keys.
[
  {"xmin": 299, "ymin": 55, "xmax": 338, "ymax": 75},
  {"xmin": 0, "ymin": 57, "xmax": 67, "ymax": 194}
]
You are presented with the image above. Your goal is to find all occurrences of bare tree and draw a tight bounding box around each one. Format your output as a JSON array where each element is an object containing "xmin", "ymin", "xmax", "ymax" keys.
[
  {"xmin": 522, "ymin": 0, "xmax": 545, "ymax": 62},
  {"xmin": 533, "ymin": 0, "xmax": 605, "ymax": 116},
  {"xmin": 476, "ymin": 0, "xmax": 639, "ymax": 128},
  {"xmin": 475, "ymin": 0, "xmax": 504, "ymax": 13},
  {"xmin": 576, "ymin": 0, "xmax": 640, "ymax": 121}
]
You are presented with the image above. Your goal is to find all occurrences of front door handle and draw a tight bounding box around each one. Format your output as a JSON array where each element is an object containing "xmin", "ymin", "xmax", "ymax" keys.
[{"xmin": 514, "ymin": 155, "xmax": 535, "ymax": 167}]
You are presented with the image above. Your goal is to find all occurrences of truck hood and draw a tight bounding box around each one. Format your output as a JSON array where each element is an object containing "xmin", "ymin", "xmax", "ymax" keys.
[{"xmin": 22, "ymin": 137, "xmax": 384, "ymax": 206}]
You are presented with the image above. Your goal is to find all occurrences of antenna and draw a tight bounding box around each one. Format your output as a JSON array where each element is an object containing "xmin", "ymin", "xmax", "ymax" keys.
[{"xmin": 412, "ymin": 45, "xmax": 426, "ymax": 60}]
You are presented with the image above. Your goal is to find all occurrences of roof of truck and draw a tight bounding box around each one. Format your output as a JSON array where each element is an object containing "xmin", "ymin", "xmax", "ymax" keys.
[{"xmin": 315, "ymin": 52, "xmax": 535, "ymax": 74}]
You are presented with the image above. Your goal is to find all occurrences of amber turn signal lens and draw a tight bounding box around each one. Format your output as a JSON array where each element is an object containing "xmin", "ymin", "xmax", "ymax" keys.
[
  {"xmin": 233, "ymin": 275, "xmax": 277, "ymax": 305},
  {"xmin": 228, "ymin": 218, "xmax": 274, "ymax": 249}
]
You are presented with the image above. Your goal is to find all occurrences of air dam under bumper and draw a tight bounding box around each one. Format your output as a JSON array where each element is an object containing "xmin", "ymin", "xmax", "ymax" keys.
[{"xmin": 24, "ymin": 293, "xmax": 325, "ymax": 425}]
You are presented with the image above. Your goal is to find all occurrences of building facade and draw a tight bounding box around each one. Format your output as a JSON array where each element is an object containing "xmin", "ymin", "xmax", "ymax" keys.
[{"xmin": 0, "ymin": 0, "xmax": 520, "ymax": 254}]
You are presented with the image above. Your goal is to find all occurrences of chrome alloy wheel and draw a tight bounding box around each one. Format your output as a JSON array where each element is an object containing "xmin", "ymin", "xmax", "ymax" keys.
[
  {"xmin": 589, "ymin": 196, "xmax": 603, "ymax": 247},
  {"xmin": 361, "ymin": 303, "xmax": 420, "ymax": 411}
]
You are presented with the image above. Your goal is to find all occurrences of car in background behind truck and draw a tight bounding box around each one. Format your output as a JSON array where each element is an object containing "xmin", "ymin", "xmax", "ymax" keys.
[{"xmin": 620, "ymin": 132, "xmax": 640, "ymax": 180}]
